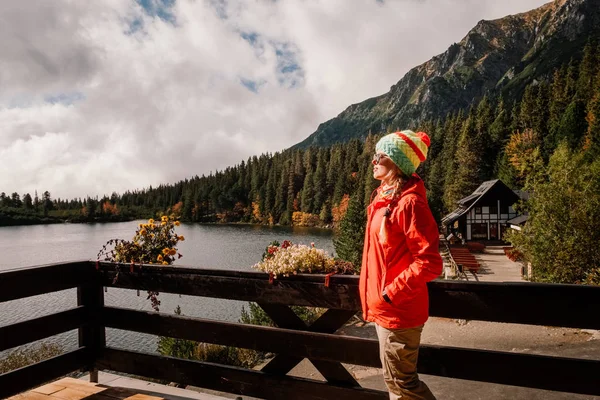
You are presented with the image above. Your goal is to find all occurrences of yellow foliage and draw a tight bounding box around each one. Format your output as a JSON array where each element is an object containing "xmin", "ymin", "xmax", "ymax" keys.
[
  {"xmin": 251, "ymin": 201, "xmax": 262, "ymax": 223},
  {"xmin": 331, "ymin": 194, "xmax": 350, "ymax": 228},
  {"xmin": 292, "ymin": 212, "xmax": 320, "ymax": 227}
]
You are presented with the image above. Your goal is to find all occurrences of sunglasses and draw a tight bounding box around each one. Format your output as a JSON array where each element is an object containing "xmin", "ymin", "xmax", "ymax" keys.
[{"xmin": 372, "ymin": 153, "xmax": 388, "ymax": 165}]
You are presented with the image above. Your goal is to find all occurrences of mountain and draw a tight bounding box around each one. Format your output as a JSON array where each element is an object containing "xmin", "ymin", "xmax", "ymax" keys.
[{"xmin": 294, "ymin": 0, "xmax": 600, "ymax": 149}]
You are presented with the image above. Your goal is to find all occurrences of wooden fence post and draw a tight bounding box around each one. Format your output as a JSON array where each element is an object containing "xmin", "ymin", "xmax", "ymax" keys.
[{"xmin": 77, "ymin": 267, "xmax": 105, "ymax": 383}]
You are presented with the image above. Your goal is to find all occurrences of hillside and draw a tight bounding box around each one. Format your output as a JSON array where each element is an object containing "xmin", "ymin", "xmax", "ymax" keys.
[{"xmin": 295, "ymin": 0, "xmax": 600, "ymax": 148}]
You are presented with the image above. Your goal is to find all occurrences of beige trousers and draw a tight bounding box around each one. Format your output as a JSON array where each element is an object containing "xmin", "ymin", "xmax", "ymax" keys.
[{"xmin": 376, "ymin": 324, "xmax": 436, "ymax": 400}]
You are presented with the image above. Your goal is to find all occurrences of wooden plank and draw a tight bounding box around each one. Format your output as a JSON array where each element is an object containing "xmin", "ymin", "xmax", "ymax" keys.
[
  {"xmin": 97, "ymin": 262, "xmax": 600, "ymax": 329},
  {"xmin": 96, "ymin": 262, "xmax": 360, "ymax": 284},
  {"xmin": 0, "ymin": 262, "xmax": 91, "ymax": 303},
  {"xmin": 31, "ymin": 383, "xmax": 66, "ymax": 395},
  {"xmin": 0, "ymin": 348, "xmax": 91, "ymax": 399},
  {"xmin": 97, "ymin": 347, "xmax": 387, "ymax": 400},
  {"xmin": 47, "ymin": 388, "xmax": 91, "ymax": 400},
  {"xmin": 94, "ymin": 343, "xmax": 600, "ymax": 396},
  {"xmin": 51, "ymin": 378, "xmax": 106, "ymax": 394},
  {"xmin": 123, "ymin": 395, "xmax": 164, "ymax": 400},
  {"xmin": 428, "ymin": 281, "xmax": 600, "ymax": 329},
  {"xmin": 100, "ymin": 307, "xmax": 380, "ymax": 367},
  {"xmin": 0, "ymin": 307, "xmax": 88, "ymax": 352},
  {"xmin": 7, "ymin": 392, "xmax": 50, "ymax": 400},
  {"xmin": 417, "ymin": 345, "xmax": 600, "ymax": 396},
  {"xmin": 99, "ymin": 269, "xmax": 361, "ymax": 310}
]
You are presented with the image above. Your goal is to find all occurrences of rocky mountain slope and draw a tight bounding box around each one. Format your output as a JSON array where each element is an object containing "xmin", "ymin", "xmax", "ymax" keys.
[{"xmin": 295, "ymin": 0, "xmax": 600, "ymax": 148}]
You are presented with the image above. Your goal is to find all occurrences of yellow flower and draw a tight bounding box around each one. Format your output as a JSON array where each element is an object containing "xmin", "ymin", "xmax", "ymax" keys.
[
  {"xmin": 178, "ymin": 235, "xmax": 185, "ymax": 241},
  {"xmin": 150, "ymin": 233, "xmax": 154, "ymax": 238},
  {"xmin": 161, "ymin": 216, "xmax": 169, "ymax": 222},
  {"xmin": 162, "ymin": 261, "xmax": 169, "ymax": 265},
  {"xmin": 157, "ymin": 255, "xmax": 163, "ymax": 262},
  {"xmin": 140, "ymin": 229, "xmax": 147, "ymax": 235},
  {"xmin": 169, "ymin": 248, "xmax": 177, "ymax": 256},
  {"xmin": 174, "ymin": 221, "xmax": 181, "ymax": 226},
  {"xmin": 162, "ymin": 248, "xmax": 170, "ymax": 255},
  {"xmin": 161, "ymin": 221, "xmax": 167, "ymax": 226},
  {"xmin": 139, "ymin": 223, "xmax": 144, "ymax": 228},
  {"xmin": 148, "ymin": 219, "xmax": 155, "ymax": 224}
]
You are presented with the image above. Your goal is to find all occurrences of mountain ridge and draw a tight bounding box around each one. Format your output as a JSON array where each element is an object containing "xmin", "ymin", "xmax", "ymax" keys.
[{"xmin": 294, "ymin": 0, "xmax": 600, "ymax": 149}]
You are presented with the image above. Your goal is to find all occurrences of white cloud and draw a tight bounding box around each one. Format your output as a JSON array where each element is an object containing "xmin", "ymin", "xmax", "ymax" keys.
[{"xmin": 0, "ymin": 0, "xmax": 550, "ymax": 199}]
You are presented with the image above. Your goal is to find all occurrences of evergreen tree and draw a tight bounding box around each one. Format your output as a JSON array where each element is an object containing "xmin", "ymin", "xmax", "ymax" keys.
[
  {"xmin": 475, "ymin": 95, "xmax": 495, "ymax": 177},
  {"xmin": 333, "ymin": 194, "xmax": 365, "ymax": 269},
  {"xmin": 182, "ymin": 190, "xmax": 194, "ymax": 221},
  {"xmin": 312, "ymin": 149, "xmax": 328, "ymax": 214},
  {"xmin": 300, "ymin": 149, "xmax": 315, "ymax": 213},
  {"xmin": 558, "ymin": 100, "xmax": 587, "ymax": 150},
  {"xmin": 445, "ymin": 109, "xmax": 480, "ymax": 209},
  {"xmin": 549, "ymin": 66, "xmax": 569, "ymax": 148},
  {"xmin": 533, "ymin": 82, "xmax": 551, "ymax": 158},
  {"xmin": 440, "ymin": 111, "xmax": 463, "ymax": 211},
  {"xmin": 11, "ymin": 193, "xmax": 22, "ymax": 208},
  {"xmin": 23, "ymin": 193, "xmax": 33, "ymax": 210},
  {"xmin": 584, "ymin": 83, "xmax": 600, "ymax": 156},
  {"xmin": 519, "ymin": 84, "xmax": 537, "ymax": 131},
  {"xmin": 274, "ymin": 160, "xmax": 289, "ymax": 224},
  {"xmin": 319, "ymin": 199, "xmax": 332, "ymax": 225},
  {"xmin": 576, "ymin": 40, "xmax": 598, "ymax": 104},
  {"xmin": 34, "ymin": 191, "xmax": 39, "ymax": 212},
  {"xmin": 42, "ymin": 191, "xmax": 52, "ymax": 217},
  {"xmin": 565, "ymin": 60, "xmax": 578, "ymax": 100}
]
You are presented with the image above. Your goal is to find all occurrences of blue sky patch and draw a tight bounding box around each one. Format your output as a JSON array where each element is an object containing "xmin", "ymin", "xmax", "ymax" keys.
[
  {"xmin": 273, "ymin": 42, "xmax": 304, "ymax": 89},
  {"xmin": 238, "ymin": 31, "xmax": 305, "ymax": 90},
  {"xmin": 44, "ymin": 92, "xmax": 86, "ymax": 106},
  {"xmin": 209, "ymin": 0, "xmax": 228, "ymax": 20},
  {"xmin": 138, "ymin": 0, "xmax": 176, "ymax": 21},
  {"xmin": 240, "ymin": 78, "xmax": 265, "ymax": 93}
]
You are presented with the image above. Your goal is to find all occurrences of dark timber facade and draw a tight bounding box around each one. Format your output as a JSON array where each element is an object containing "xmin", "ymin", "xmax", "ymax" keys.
[{"xmin": 442, "ymin": 180, "xmax": 522, "ymax": 242}]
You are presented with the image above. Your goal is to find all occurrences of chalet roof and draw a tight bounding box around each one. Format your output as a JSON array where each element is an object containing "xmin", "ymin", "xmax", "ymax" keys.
[
  {"xmin": 507, "ymin": 214, "xmax": 529, "ymax": 225},
  {"xmin": 442, "ymin": 179, "xmax": 519, "ymax": 226},
  {"xmin": 441, "ymin": 207, "xmax": 469, "ymax": 225}
]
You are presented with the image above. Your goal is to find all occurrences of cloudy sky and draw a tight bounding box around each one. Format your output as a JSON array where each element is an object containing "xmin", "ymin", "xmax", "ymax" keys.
[{"xmin": 1, "ymin": 0, "xmax": 550, "ymax": 200}]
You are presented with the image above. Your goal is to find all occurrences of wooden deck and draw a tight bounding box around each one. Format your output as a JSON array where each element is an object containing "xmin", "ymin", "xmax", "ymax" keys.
[{"xmin": 8, "ymin": 377, "xmax": 164, "ymax": 400}]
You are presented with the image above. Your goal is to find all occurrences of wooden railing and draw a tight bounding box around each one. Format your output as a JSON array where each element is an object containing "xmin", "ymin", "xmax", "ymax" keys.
[{"xmin": 1, "ymin": 261, "xmax": 600, "ymax": 399}]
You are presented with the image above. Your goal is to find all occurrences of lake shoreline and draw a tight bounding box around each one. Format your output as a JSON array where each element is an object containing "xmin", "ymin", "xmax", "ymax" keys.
[{"xmin": 0, "ymin": 215, "xmax": 335, "ymax": 231}]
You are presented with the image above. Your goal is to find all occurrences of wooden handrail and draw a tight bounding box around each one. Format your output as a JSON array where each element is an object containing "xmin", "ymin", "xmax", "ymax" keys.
[
  {"xmin": 0, "ymin": 306, "xmax": 87, "ymax": 352},
  {"xmin": 1, "ymin": 261, "xmax": 600, "ymax": 398}
]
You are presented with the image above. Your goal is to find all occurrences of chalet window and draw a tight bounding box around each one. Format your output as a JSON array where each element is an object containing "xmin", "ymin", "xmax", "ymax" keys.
[
  {"xmin": 500, "ymin": 204, "xmax": 509, "ymax": 214},
  {"xmin": 475, "ymin": 207, "xmax": 482, "ymax": 215},
  {"xmin": 489, "ymin": 205, "xmax": 498, "ymax": 215},
  {"xmin": 471, "ymin": 223, "xmax": 488, "ymax": 239}
]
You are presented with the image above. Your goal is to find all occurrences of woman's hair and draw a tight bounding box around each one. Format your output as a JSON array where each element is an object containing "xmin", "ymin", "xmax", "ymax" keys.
[{"xmin": 378, "ymin": 168, "xmax": 409, "ymax": 245}]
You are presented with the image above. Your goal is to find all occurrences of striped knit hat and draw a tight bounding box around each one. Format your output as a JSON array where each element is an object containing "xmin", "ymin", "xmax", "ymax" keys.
[{"xmin": 375, "ymin": 130, "xmax": 430, "ymax": 176}]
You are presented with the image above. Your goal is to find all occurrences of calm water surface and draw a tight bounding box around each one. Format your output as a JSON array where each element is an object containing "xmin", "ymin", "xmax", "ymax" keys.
[{"xmin": 0, "ymin": 221, "xmax": 334, "ymax": 355}]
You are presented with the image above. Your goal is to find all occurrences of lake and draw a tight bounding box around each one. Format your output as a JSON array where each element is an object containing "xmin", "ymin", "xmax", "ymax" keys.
[{"xmin": 0, "ymin": 221, "xmax": 334, "ymax": 356}]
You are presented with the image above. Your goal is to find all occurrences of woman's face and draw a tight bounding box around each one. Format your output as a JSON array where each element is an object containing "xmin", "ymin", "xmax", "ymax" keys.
[{"xmin": 372, "ymin": 152, "xmax": 398, "ymax": 181}]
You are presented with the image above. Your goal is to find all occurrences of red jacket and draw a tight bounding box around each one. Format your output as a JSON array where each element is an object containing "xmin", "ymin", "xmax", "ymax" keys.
[{"xmin": 359, "ymin": 175, "xmax": 442, "ymax": 329}]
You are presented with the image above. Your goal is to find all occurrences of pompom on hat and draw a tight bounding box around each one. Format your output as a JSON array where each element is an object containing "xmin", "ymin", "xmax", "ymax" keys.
[{"xmin": 375, "ymin": 130, "xmax": 431, "ymax": 176}]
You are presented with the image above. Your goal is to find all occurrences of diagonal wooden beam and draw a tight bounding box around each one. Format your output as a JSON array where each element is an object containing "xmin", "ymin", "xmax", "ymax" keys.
[{"xmin": 258, "ymin": 304, "xmax": 359, "ymax": 386}]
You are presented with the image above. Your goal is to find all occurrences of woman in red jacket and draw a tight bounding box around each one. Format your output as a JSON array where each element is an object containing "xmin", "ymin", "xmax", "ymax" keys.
[{"xmin": 359, "ymin": 130, "xmax": 442, "ymax": 400}]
